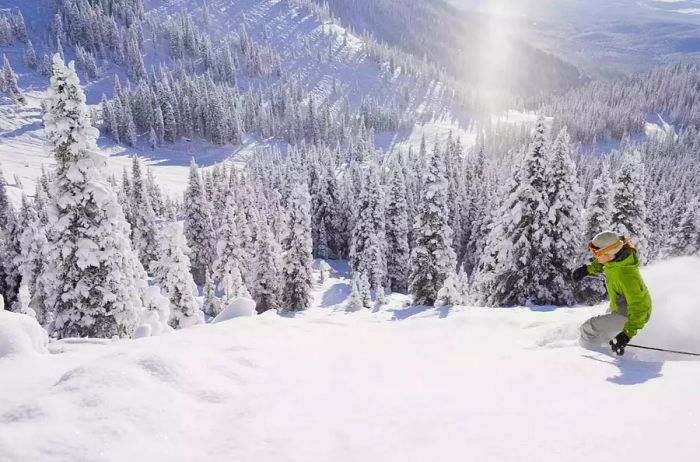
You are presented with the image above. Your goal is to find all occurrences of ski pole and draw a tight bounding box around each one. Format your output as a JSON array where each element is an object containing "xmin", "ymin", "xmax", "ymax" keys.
[{"xmin": 626, "ymin": 343, "xmax": 700, "ymax": 357}]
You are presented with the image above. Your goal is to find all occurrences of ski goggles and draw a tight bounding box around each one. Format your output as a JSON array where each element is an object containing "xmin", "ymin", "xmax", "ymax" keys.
[{"xmin": 588, "ymin": 240, "xmax": 624, "ymax": 258}]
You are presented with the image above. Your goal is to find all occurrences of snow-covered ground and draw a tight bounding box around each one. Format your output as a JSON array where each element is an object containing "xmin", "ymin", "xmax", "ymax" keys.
[{"xmin": 2, "ymin": 257, "xmax": 699, "ymax": 462}]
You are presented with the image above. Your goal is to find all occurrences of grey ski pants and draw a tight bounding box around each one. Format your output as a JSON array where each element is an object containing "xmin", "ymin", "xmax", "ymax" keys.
[{"xmin": 580, "ymin": 311, "xmax": 628, "ymax": 347}]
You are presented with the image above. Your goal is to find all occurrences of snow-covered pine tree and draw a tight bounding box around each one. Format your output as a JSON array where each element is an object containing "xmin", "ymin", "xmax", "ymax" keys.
[
  {"xmin": 149, "ymin": 221, "xmax": 203, "ymax": 329},
  {"xmin": 12, "ymin": 196, "xmax": 48, "ymax": 320},
  {"xmin": 183, "ymin": 159, "xmax": 215, "ymax": 284},
  {"xmin": 0, "ymin": 164, "xmax": 13, "ymax": 303},
  {"xmin": 409, "ymin": 143, "xmax": 457, "ymax": 306},
  {"xmin": 281, "ymin": 180, "xmax": 314, "ymax": 312},
  {"xmin": 40, "ymin": 55, "xmax": 144, "ymax": 338},
  {"xmin": 667, "ymin": 197, "xmax": 699, "ymax": 257},
  {"xmin": 146, "ymin": 168, "xmax": 165, "ymax": 216},
  {"xmin": 583, "ymin": 158, "xmax": 614, "ymax": 239},
  {"xmin": 385, "ymin": 159, "xmax": 410, "ymax": 293},
  {"xmin": 472, "ymin": 118, "xmax": 556, "ymax": 307},
  {"xmin": 1, "ymin": 204, "xmax": 21, "ymax": 309},
  {"xmin": 312, "ymin": 162, "xmax": 341, "ymax": 258},
  {"xmin": 545, "ymin": 128, "xmax": 583, "ymax": 306},
  {"xmin": 460, "ymin": 145, "xmax": 490, "ymax": 274},
  {"xmin": 435, "ymin": 265, "xmax": 470, "ymax": 307},
  {"xmin": 24, "ymin": 40, "xmax": 37, "ymax": 68},
  {"xmin": 612, "ymin": 149, "xmax": 649, "ymax": 261},
  {"xmin": 319, "ymin": 259, "xmax": 331, "ymax": 283},
  {"xmin": 251, "ymin": 216, "xmax": 282, "ymax": 313},
  {"xmin": 221, "ymin": 262, "xmax": 250, "ymax": 305},
  {"xmin": 346, "ymin": 270, "xmax": 371, "ymax": 311},
  {"xmin": 202, "ymin": 271, "xmax": 222, "ymax": 318},
  {"xmin": 350, "ymin": 162, "xmax": 387, "ymax": 291},
  {"xmin": 346, "ymin": 273, "xmax": 364, "ymax": 312},
  {"xmin": 1, "ymin": 54, "xmax": 23, "ymax": 103},
  {"xmin": 123, "ymin": 103, "xmax": 137, "ymax": 146},
  {"xmin": 317, "ymin": 217, "xmax": 330, "ymax": 259},
  {"xmin": 212, "ymin": 192, "xmax": 246, "ymax": 295},
  {"xmin": 129, "ymin": 156, "xmax": 159, "ymax": 269},
  {"xmin": 577, "ymin": 158, "xmax": 614, "ymax": 304}
]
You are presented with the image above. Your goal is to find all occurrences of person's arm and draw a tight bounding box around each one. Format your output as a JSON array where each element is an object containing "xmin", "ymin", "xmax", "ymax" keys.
[
  {"xmin": 586, "ymin": 259, "xmax": 604, "ymax": 276},
  {"xmin": 619, "ymin": 276, "xmax": 651, "ymax": 338}
]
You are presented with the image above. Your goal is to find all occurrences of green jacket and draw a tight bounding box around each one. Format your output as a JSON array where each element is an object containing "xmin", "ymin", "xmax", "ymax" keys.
[{"xmin": 586, "ymin": 247, "xmax": 652, "ymax": 338}]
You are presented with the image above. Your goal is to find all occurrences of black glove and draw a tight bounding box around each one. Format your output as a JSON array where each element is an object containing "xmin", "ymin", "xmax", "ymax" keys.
[
  {"xmin": 571, "ymin": 265, "xmax": 589, "ymax": 283},
  {"xmin": 610, "ymin": 332, "xmax": 631, "ymax": 356}
]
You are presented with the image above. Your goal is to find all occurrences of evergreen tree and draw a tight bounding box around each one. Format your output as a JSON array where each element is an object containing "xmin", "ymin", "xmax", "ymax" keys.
[
  {"xmin": 153, "ymin": 102, "xmax": 165, "ymax": 144},
  {"xmin": 252, "ymin": 217, "xmax": 282, "ymax": 313},
  {"xmin": 162, "ymin": 100, "xmax": 178, "ymax": 143},
  {"xmin": 472, "ymin": 118, "xmax": 556, "ymax": 307},
  {"xmin": 149, "ymin": 126, "xmax": 157, "ymax": 150},
  {"xmin": 183, "ymin": 159, "xmax": 215, "ymax": 284},
  {"xmin": 319, "ymin": 260, "xmax": 331, "ymax": 283},
  {"xmin": 546, "ymin": 128, "xmax": 583, "ymax": 306},
  {"xmin": 129, "ymin": 156, "xmax": 159, "ymax": 269},
  {"xmin": 0, "ymin": 165, "xmax": 13, "ymax": 301},
  {"xmin": 1, "ymin": 206, "xmax": 21, "ymax": 309},
  {"xmin": 15, "ymin": 197, "xmax": 48, "ymax": 323},
  {"xmin": 409, "ymin": 144, "xmax": 457, "ymax": 305},
  {"xmin": 24, "ymin": 40, "xmax": 37, "ymax": 68},
  {"xmin": 1, "ymin": 54, "xmax": 23, "ymax": 103},
  {"xmin": 150, "ymin": 221, "xmax": 203, "ymax": 329},
  {"xmin": 317, "ymin": 217, "xmax": 330, "ymax": 259},
  {"xmin": 667, "ymin": 198, "xmax": 699, "ymax": 257},
  {"xmin": 385, "ymin": 160, "xmax": 410, "ymax": 293},
  {"xmin": 346, "ymin": 271, "xmax": 371, "ymax": 311},
  {"xmin": 612, "ymin": 149, "xmax": 649, "ymax": 261},
  {"xmin": 350, "ymin": 162, "xmax": 387, "ymax": 291},
  {"xmin": 123, "ymin": 104, "xmax": 137, "ymax": 146},
  {"xmin": 212, "ymin": 192, "xmax": 246, "ymax": 295},
  {"xmin": 146, "ymin": 168, "xmax": 165, "ymax": 216},
  {"xmin": 202, "ymin": 271, "xmax": 222, "ymax": 318},
  {"xmin": 281, "ymin": 180, "xmax": 314, "ymax": 312},
  {"xmin": 578, "ymin": 159, "xmax": 614, "ymax": 304},
  {"xmin": 13, "ymin": 11, "xmax": 27, "ymax": 42},
  {"xmin": 584, "ymin": 159, "xmax": 614, "ymax": 239},
  {"xmin": 460, "ymin": 145, "xmax": 492, "ymax": 275},
  {"xmin": 435, "ymin": 265, "xmax": 470, "ymax": 307},
  {"xmin": 40, "ymin": 55, "xmax": 144, "ymax": 338}
]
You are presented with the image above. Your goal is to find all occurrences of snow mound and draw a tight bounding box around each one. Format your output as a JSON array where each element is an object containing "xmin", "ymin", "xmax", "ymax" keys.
[
  {"xmin": 634, "ymin": 256, "xmax": 700, "ymax": 359},
  {"xmin": 212, "ymin": 298, "xmax": 257, "ymax": 323},
  {"xmin": 0, "ymin": 310, "xmax": 48, "ymax": 359}
]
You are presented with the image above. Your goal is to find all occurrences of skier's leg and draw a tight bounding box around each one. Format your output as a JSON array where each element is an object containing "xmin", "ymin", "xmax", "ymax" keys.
[{"xmin": 580, "ymin": 312, "xmax": 627, "ymax": 348}]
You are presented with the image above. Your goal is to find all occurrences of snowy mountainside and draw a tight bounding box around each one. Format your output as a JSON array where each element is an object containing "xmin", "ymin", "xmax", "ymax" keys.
[
  {"xmin": 318, "ymin": 0, "xmax": 584, "ymax": 96},
  {"xmin": 449, "ymin": 0, "xmax": 700, "ymax": 78},
  {"xmin": 6, "ymin": 0, "xmax": 465, "ymax": 122},
  {"xmin": 0, "ymin": 0, "xmax": 477, "ymax": 176},
  {"xmin": 142, "ymin": 0, "xmax": 456, "ymax": 118},
  {"xmin": 1, "ymin": 257, "xmax": 700, "ymax": 461}
]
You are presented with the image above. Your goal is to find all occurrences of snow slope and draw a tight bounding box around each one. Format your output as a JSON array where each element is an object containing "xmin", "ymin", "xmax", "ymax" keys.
[
  {"xmin": 1, "ymin": 258, "xmax": 699, "ymax": 462},
  {"xmin": 0, "ymin": 0, "xmax": 477, "ymax": 191}
]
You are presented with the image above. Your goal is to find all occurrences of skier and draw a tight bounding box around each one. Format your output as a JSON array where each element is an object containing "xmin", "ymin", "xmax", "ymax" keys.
[{"xmin": 571, "ymin": 231, "xmax": 652, "ymax": 355}]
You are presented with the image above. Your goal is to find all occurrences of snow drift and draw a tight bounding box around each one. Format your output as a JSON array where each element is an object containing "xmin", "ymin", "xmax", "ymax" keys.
[
  {"xmin": 212, "ymin": 297, "xmax": 257, "ymax": 323},
  {"xmin": 0, "ymin": 310, "xmax": 48, "ymax": 358}
]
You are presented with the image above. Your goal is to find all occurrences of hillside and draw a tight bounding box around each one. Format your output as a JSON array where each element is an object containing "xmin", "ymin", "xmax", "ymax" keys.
[
  {"xmin": 1, "ymin": 3, "xmax": 700, "ymax": 461},
  {"xmin": 0, "ymin": 0, "xmax": 483, "ymax": 192},
  {"xmin": 319, "ymin": 0, "xmax": 585, "ymax": 96},
  {"xmin": 2, "ymin": 257, "xmax": 700, "ymax": 461}
]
